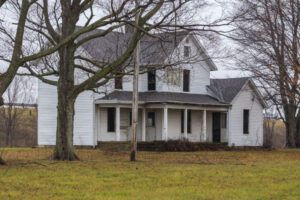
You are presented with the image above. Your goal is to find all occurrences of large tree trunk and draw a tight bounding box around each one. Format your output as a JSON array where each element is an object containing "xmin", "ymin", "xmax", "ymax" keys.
[
  {"xmin": 284, "ymin": 104, "xmax": 297, "ymax": 148},
  {"xmin": 54, "ymin": 87, "xmax": 77, "ymax": 160},
  {"xmin": 53, "ymin": 43, "xmax": 77, "ymax": 160},
  {"xmin": 53, "ymin": 46, "xmax": 78, "ymax": 160},
  {"xmin": 53, "ymin": 1, "xmax": 79, "ymax": 160},
  {"xmin": 296, "ymin": 116, "xmax": 300, "ymax": 147}
]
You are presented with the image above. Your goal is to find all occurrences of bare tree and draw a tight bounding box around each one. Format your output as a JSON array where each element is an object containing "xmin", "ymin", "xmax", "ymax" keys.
[
  {"xmin": 233, "ymin": 0, "xmax": 300, "ymax": 147},
  {"xmin": 20, "ymin": 0, "xmax": 195, "ymax": 160},
  {"xmin": 0, "ymin": 76, "xmax": 34, "ymax": 147},
  {"xmin": 15, "ymin": 0, "xmax": 236, "ymax": 160}
]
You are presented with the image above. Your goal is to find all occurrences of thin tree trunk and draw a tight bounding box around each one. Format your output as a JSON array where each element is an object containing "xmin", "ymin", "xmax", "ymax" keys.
[{"xmin": 130, "ymin": 5, "xmax": 141, "ymax": 162}]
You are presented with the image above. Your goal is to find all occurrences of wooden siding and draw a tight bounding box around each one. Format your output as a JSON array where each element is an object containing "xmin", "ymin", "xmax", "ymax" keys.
[{"xmin": 228, "ymin": 83, "xmax": 264, "ymax": 146}]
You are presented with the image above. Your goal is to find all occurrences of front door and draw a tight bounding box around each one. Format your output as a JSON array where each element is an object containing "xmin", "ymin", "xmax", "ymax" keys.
[{"xmin": 212, "ymin": 112, "xmax": 221, "ymax": 143}]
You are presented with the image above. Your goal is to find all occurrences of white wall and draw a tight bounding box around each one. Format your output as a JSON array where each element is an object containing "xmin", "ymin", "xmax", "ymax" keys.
[
  {"xmin": 38, "ymin": 81, "xmax": 95, "ymax": 146},
  {"xmin": 228, "ymin": 83, "xmax": 264, "ymax": 146}
]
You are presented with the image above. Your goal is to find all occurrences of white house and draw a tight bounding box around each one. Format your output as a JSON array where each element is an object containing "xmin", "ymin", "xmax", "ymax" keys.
[{"xmin": 38, "ymin": 29, "xmax": 266, "ymax": 147}]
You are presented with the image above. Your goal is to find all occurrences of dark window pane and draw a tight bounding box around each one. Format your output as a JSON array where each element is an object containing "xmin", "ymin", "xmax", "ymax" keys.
[
  {"xmin": 243, "ymin": 110, "xmax": 249, "ymax": 134},
  {"xmin": 115, "ymin": 76, "xmax": 123, "ymax": 89},
  {"xmin": 183, "ymin": 69, "xmax": 190, "ymax": 92},
  {"xmin": 129, "ymin": 111, "xmax": 132, "ymax": 126},
  {"xmin": 187, "ymin": 110, "xmax": 192, "ymax": 133},
  {"xmin": 147, "ymin": 112, "xmax": 155, "ymax": 127},
  {"xmin": 148, "ymin": 69, "xmax": 156, "ymax": 91},
  {"xmin": 184, "ymin": 46, "xmax": 191, "ymax": 57},
  {"xmin": 107, "ymin": 108, "xmax": 116, "ymax": 132},
  {"xmin": 181, "ymin": 110, "xmax": 184, "ymax": 133}
]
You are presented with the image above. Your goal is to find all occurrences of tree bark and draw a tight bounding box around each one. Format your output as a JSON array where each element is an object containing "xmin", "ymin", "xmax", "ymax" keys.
[
  {"xmin": 284, "ymin": 104, "xmax": 297, "ymax": 148},
  {"xmin": 54, "ymin": 88, "xmax": 78, "ymax": 160},
  {"xmin": 52, "ymin": 1, "xmax": 79, "ymax": 161}
]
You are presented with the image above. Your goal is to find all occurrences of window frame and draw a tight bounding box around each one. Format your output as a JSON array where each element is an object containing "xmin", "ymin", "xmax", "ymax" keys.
[
  {"xmin": 114, "ymin": 76, "xmax": 123, "ymax": 90},
  {"xmin": 184, "ymin": 46, "xmax": 191, "ymax": 57},
  {"xmin": 243, "ymin": 109, "xmax": 250, "ymax": 134},
  {"xmin": 107, "ymin": 108, "xmax": 116, "ymax": 132},
  {"xmin": 183, "ymin": 69, "xmax": 190, "ymax": 92},
  {"xmin": 148, "ymin": 69, "xmax": 156, "ymax": 91},
  {"xmin": 147, "ymin": 112, "xmax": 156, "ymax": 127}
]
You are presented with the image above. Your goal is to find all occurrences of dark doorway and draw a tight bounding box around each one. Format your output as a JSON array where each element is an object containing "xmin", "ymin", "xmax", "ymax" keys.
[{"xmin": 212, "ymin": 112, "xmax": 221, "ymax": 143}]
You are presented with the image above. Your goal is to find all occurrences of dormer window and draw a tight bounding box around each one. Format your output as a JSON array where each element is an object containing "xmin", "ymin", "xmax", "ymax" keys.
[
  {"xmin": 184, "ymin": 46, "xmax": 191, "ymax": 57},
  {"xmin": 115, "ymin": 76, "xmax": 123, "ymax": 90}
]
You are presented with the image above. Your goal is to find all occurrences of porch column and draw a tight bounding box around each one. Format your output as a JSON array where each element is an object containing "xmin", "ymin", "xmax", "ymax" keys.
[
  {"xmin": 184, "ymin": 108, "xmax": 188, "ymax": 139},
  {"xmin": 163, "ymin": 106, "xmax": 168, "ymax": 141},
  {"xmin": 116, "ymin": 106, "xmax": 121, "ymax": 141},
  {"xmin": 142, "ymin": 108, "xmax": 146, "ymax": 142},
  {"xmin": 226, "ymin": 111, "xmax": 230, "ymax": 144},
  {"xmin": 202, "ymin": 110, "xmax": 207, "ymax": 142}
]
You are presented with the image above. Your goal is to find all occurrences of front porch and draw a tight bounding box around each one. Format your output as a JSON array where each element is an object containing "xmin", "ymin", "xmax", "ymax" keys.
[{"xmin": 95, "ymin": 103, "xmax": 229, "ymax": 143}]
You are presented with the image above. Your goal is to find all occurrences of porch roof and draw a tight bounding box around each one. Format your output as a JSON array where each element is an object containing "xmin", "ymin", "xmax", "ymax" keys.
[{"xmin": 96, "ymin": 91, "xmax": 230, "ymax": 107}]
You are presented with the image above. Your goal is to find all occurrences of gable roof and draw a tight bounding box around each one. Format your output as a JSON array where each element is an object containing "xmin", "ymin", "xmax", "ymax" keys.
[
  {"xmin": 96, "ymin": 91, "xmax": 229, "ymax": 107},
  {"xmin": 209, "ymin": 77, "xmax": 266, "ymax": 107},
  {"xmin": 78, "ymin": 28, "xmax": 188, "ymax": 65},
  {"xmin": 209, "ymin": 77, "xmax": 249, "ymax": 103},
  {"xmin": 77, "ymin": 28, "xmax": 217, "ymax": 70}
]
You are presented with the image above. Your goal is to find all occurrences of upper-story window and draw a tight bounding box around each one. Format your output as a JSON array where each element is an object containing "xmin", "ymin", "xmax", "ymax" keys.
[
  {"xmin": 184, "ymin": 46, "xmax": 191, "ymax": 58},
  {"xmin": 148, "ymin": 69, "xmax": 156, "ymax": 91},
  {"xmin": 114, "ymin": 76, "xmax": 123, "ymax": 89},
  {"xmin": 165, "ymin": 68, "xmax": 181, "ymax": 86},
  {"xmin": 183, "ymin": 69, "xmax": 190, "ymax": 92}
]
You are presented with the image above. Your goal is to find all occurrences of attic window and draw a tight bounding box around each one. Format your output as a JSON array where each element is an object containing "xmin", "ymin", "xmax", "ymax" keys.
[
  {"xmin": 184, "ymin": 46, "xmax": 191, "ymax": 57},
  {"xmin": 185, "ymin": 38, "xmax": 190, "ymax": 43}
]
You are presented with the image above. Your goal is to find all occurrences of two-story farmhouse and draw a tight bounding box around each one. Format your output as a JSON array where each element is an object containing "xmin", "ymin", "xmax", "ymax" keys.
[{"xmin": 38, "ymin": 29, "xmax": 266, "ymax": 147}]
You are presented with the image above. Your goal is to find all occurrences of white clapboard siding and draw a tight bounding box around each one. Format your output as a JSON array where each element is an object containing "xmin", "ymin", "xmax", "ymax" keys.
[
  {"xmin": 38, "ymin": 81, "xmax": 95, "ymax": 146},
  {"xmin": 228, "ymin": 83, "xmax": 264, "ymax": 146}
]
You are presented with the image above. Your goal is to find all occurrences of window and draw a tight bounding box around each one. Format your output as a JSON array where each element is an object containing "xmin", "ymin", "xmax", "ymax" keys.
[
  {"xmin": 147, "ymin": 112, "xmax": 155, "ymax": 127},
  {"xmin": 129, "ymin": 112, "xmax": 132, "ymax": 126},
  {"xmin": 181, "ymin": 110, "xmax": 184, "ymax": 133},
  {"xmin": 165, "ymin": 68, "xmax": 181, "ymax": 86},
  {"xmin": 184, "ymin": 46, "xmax": 191, "ymax": 57},
  {"xmin": 243, "ymin": 109, "xmax": 249, "ymax": 134},
  {"xmin": 181, "ymin": 110, "xmax": 192, "ymax": 134},
  {"xmin": 107, "ymin": 108, "xmax": 116, "ymax": 132},
  {"xmin": 187, "ymin": 110, "xmax": 191, "ymax": 133},
  {"xmin": 183, "ymin": 69, "xmax": 190, "ymax": 92},
  {"xmin": 115, "ymin": 76, "xmax": 123, "ymax": 89},
  {"xmin": 148, "ymin": 69, "xmax": 156, "ymax": 91}
]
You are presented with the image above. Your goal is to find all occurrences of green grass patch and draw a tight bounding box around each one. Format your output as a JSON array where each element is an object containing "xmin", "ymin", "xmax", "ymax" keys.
[{"xmin": 0, "ymin": 148, "xmax": 299, "ymax": 200}]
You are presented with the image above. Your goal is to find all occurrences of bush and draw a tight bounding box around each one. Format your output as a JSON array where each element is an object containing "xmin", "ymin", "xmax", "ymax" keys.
[{"xmin": 137, "ymin": 139, "xmax": 229, "ymax": 152}]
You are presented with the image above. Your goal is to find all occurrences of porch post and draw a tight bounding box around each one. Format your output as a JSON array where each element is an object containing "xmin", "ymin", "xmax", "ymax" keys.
[
  {"xmin": 116, "ymin": 106, "xmax": 121, "ymax": 141},
  {"xmin": 142, "ymin": 108, "xmax": 146, "ymax": 142},
  {"xmin": 163, "ymin": 106, "xmax": 168, "ymax": 141},
  {"xmin": 202, "ymin": 110, "xmax": 207, "ymax": 142},
  {"xmin": 226, "ymin": 111, "xmax": 230, "ymax": 144},
  {"xmin": 184, "ymin": 108, "xmax": 188, "ymax": 139}
]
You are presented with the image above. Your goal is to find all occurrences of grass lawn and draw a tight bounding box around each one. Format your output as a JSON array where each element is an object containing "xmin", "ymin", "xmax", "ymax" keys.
[{"xmin": 0, "ymin": 148, "xmax": 299, "ymax": 200}]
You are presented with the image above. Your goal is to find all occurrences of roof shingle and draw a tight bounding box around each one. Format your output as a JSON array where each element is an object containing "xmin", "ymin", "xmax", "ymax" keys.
[{"xmin": 98, "ymin": 91, "xmax": 229, "ymax": 106}]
